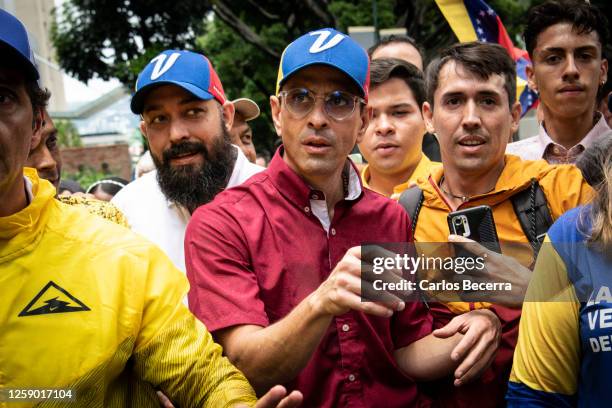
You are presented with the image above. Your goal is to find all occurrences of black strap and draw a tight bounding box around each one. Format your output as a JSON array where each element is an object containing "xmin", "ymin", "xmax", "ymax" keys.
[
  {"xmin": 398, "ymin": 186, "xmax": 425, "ymax": 237},
  {"xmin": 510, "ymin": 179, "xmax": 554, "ymax": 257},
  {"xmin": 398, "ymin": 179, "xmax": 554, "ymax": 259}
]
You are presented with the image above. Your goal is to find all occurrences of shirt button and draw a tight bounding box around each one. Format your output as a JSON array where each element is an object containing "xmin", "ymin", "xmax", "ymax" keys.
[
  {"xmin": 331, "ymin": 228, "xmax": 336, "ymax": 236},
  {"xmin": 304, "ymin": 206, "xmax": 310, "ymax": 213},
  {"xmin": 342, "ymin": 324, "xmax": 350, "ymax": 332},
  {"xmin": 348, "ymin": 374, "xmax": 356, "ymax": 382}
]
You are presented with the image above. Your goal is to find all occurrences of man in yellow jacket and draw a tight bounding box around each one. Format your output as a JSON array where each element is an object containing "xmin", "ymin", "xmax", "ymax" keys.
[
  {"xmin": 407, "ymin": 42, "xmax": 592, "ymax": 407},
  {"xmin": 0, "ymin": 9, "xmax": 301, "ymax": 408}
]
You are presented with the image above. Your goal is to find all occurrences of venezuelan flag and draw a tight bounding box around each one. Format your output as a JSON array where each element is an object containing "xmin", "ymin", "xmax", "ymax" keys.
[{"xmin": 434, "ymin": 0, "xmax": 538, "ymax": 116}]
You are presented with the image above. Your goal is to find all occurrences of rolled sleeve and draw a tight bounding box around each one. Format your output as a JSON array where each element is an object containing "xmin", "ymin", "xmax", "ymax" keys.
[
  {"xmin": 392, "ymin": 302, "xmax": 433, "ymax": 349},
  {"xmin": 185, "ymin": 205, "xmax": 269, "ymax": 333}
]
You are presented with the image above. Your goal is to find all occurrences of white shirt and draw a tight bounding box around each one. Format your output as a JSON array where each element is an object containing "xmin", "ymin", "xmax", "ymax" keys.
[
  {"xmin": 309, "ymin": 163, "xmax": 361, "ymax": 233},
  {"xmin": 506, "ymin": 113, "xmax": 610, "ymax": 163},
  {"xmin": 112, "ymin": 145, "xmax": 263, "ymax": 273}
]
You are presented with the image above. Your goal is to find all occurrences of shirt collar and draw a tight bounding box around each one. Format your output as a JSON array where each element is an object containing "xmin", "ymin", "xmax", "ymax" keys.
[
  {"xmin": 391, "ymin": 155, "xmax": 438, "ymax": 198},
  {"xmin": 227, "ymin": 144, "xmax": 249, "ymax": 187},
  {"xmin": 360, "ymin": 164, "xmax": 372, "ymax": 189},
  {"xmin": 361, "ymin": 155, "xmax": 439, "ymax": 198},
  {"xmin": 582, "ymin": 112, "xmax": 611, "ymax": 147},
  {"xmin": 538, "ymin": 112, "xmax": 611, "ymax": 156},
  {"xmin": 0, "ymin": 168, "xmax": 55, "ymax": 242},
  {"xmin": 266, "ymin": 146, "xmax": 363, "ymax": 207},
  {"xmin": 24, "ymin": 174, "xmax": 33, "ymax": 203}
]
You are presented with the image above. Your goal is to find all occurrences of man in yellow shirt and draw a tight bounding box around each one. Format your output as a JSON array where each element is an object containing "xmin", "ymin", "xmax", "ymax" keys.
[
  {"xmin": 358, "ymin": 58, "xmax": 440, "ymax": 199},
  {"xmin": 404, "ymin": 41, "xmax": 592, "ymax": 408}
]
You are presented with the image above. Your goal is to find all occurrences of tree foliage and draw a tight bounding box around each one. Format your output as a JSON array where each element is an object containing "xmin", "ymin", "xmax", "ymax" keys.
[
  {"xmin": 55, "ymin": 119, "xmax": 82, "ymax": 148},
  {"xmin": 52, "ymin": 0, "xmax": 211, "ymax": 85},
  {"xmin": 52, "ymin": 0, "xmax": 609, "ymax": 151}
]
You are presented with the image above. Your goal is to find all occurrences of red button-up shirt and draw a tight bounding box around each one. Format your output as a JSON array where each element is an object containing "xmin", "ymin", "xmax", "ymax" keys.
[{"xmin": 185, "ymin": 148, "xmax": 432, "ymax": 408}]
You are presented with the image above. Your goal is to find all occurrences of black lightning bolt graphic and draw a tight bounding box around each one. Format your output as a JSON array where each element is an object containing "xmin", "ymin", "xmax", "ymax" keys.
[{"xmin": 19, "ymin": 281, "xmax": 90, "ymax": 316}]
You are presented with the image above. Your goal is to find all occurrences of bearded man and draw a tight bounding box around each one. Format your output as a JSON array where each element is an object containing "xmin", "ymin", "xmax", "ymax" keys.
[{"xmin": 112, "ymin": 50, "xmax": 263, "ymax": 273}]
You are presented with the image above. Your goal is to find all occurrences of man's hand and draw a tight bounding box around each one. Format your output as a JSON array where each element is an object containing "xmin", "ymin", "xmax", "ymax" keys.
[
  {"xmin": 433, "ymin": 308, "xmax": 501, "ymax": 386},
  {"xmin": 310, "ymin": 246, "xmax": 407, "ymax": 318},
  {"xmin": 448, "ymin": 235, "xmax": 532, "ymax": 307},
  {"xmin": 235, "ymin": 385, "xmax": 302, "ymax": 408}
]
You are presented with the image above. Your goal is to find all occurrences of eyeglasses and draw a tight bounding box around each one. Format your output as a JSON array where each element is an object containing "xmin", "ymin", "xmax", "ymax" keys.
[{"xmin": 278, "ymin": 88, "xmax": 365, "ymax": 121}]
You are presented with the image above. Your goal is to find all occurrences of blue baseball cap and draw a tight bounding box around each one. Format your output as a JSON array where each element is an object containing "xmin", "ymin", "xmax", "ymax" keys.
[
  {"xmin": 131, "ymin": 50, "xmax": 226, "ymax": 114},
  {"xmin": 276, "ymin": 28, "xmax": 370, "ymax": 101},
  {"xmin": 0, "ymin": 9, "xmax": 39, "ymax": 80}
]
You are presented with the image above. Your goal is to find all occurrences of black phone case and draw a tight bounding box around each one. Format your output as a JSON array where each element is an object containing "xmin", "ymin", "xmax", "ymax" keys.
[{"xmin": 447, "ymin": 205, "xmax": 502, "ymax": 254}]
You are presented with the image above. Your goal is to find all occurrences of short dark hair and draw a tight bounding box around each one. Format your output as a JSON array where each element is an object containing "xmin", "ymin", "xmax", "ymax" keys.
[
  {"xmin": 25, "ymin": 81, "xmax": 50, "ymax": 112},
  {"xmin": 524, "ymin": 0, "xmax": 609, "ymax": 58},
  {"xmin": 368, "ymin": 34, "xmax": 424, "ymax": 60},
  {"xmin": 425, "ymin": 42, "xmax": 516, "ymax": 109},
  {"xmin": 87, "ymin": 177, "xmax": 128, "ymax": 197},
  {"xmin": 369, "ymin": 58, "xmax": 426, "ymax": 107}
]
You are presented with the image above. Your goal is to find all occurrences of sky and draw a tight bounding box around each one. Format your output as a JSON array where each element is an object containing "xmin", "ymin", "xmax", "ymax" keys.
[
  {"xmin": 52, "ymin": 0, "xmax": 121, "ymax": 105},
  {"xmin": 63, "ymin": 75, "xmax": 122, "ymax": 106}
]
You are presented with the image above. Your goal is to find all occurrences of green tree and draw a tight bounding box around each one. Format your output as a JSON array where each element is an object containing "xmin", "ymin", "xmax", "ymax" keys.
[
  {"xmin": 55, "ymin": 119, "xmax": 82, "ymax": 148},
  {"xmin": 63, "ymin": 167, "xmax": 110, "ymax": 190},
  {"xmin": 199, "ymin": 0, "xmax": 400, "ymax": 152},
  {"xmin": 54, "ymin": 0, "xmax": 609, "ymax": 149},
  {"xmin": 52, "ymin": 0, "xmax": 212, "ymax": 85}
]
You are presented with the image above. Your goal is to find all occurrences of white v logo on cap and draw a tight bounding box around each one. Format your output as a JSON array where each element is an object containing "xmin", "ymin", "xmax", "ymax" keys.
[
  {"xmin": 150, "ymin": 52, "xmax": 181, "ymax": 80},
  {"xmin": 308, "ymin": 30, "xmax": 345, "ymax": 53}
]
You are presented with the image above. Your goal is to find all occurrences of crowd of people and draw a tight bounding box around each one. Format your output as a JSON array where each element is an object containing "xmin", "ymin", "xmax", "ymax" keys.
[{"xmin": 1, "ymin": 0, "xmax": 611, "ymax": 406}]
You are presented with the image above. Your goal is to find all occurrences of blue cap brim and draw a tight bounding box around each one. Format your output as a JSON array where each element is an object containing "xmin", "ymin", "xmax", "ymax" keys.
[
  {"xmin": 130, "ymin": 80, "xmax": 215, "ymax": 114},
  {"xmin": 278, "ymin": 61, "xmax": 365, "ymax": 97},
  {"xmin": 0, "ymin": 40, "xmax": 39, "ymax": 80}
]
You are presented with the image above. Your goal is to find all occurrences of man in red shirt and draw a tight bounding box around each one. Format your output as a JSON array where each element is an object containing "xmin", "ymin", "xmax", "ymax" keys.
[{"xmin": 186, "ymin": 28, "xmax": 500, "ymax": 407}]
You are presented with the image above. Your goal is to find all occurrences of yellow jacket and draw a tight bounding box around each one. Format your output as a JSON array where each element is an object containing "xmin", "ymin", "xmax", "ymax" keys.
[
  {"xmin": 411, "ymin": 155, "xmax": 592, "ymax": 408},
  {"xmin": 0, "ymin": 169, "xmax": 256, "ymax": 407},
  {"xmin": 414, "ymin": 154, "xmax": 592, "ymax": 313},
  {"xmin": 361, "ymin": 154, "xmax": 441, "ymax": 199}
]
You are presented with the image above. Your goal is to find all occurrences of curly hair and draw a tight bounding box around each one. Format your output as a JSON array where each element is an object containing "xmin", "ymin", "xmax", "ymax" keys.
[{"xmin": 25, "ymin": 81, "xmax": 50, "ymax": 111}]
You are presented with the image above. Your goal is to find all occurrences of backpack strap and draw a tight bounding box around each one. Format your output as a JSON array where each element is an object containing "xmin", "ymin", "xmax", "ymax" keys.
[
  {"xmin": 397, "ymin": 185, "xmax": 429, "ymax": 308},
  {"xmin": 398, "ymin": 185, "xmax": 425, "ymax": 237},
  {"xmin": 510, "ymin": 178, "xmax": 554, "ymax": 257}
]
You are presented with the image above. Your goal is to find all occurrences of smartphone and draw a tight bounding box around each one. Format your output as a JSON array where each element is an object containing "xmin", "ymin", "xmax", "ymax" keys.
[{"xmin": 447, "ymin": 205, "xmax": 501, "ymax": 254}]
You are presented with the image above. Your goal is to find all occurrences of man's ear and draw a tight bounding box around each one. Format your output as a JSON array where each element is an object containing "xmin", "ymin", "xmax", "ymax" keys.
[
  {"xmin": 599, "ymin": 58, "xmax": 608, "ymax": 88},
  {"xmin": 222, "ymin": 100, "xmax": 236, "ymax": 131},
  {"xmin": 270, "ymin": 95, "xmax": 282, "ymax": 138},
  {"xmin": 32, "ymin": 107, "xmax": 43, "ymax": 132},
  {"xmin": 355, "ymin": 105, "xmax": 371, "ymax": 145},
  {"xmin": 30, "ymin": 108, "xmax": 44, "ymax": 150},
  {"xmin": 139, "ymin": 120, "xmax": 149, "ymax": 141},
  {"xmin": 422, "ymin": 102, "xmax": 436, "ymax": 134},
  {"xmin": 526, "ymin": 64, "xmax": 538, "ymax": 93},
  {"xmin": 510, "ymin": 101, "xmax": 522, "ymax": 134}
]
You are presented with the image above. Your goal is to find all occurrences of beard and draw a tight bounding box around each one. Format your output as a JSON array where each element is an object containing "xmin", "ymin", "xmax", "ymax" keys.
[{"xmin": 152, "ymin": 125, "xmax": 236, "ymax": 213}]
